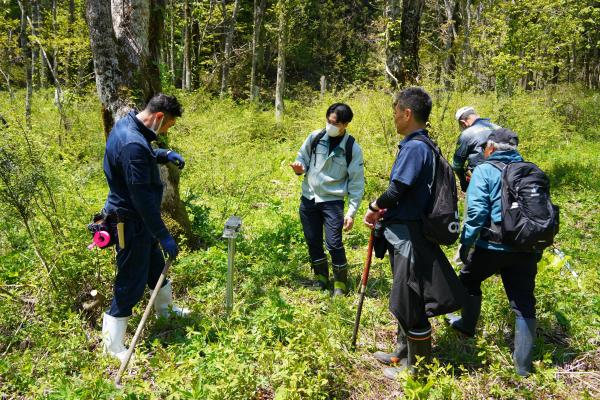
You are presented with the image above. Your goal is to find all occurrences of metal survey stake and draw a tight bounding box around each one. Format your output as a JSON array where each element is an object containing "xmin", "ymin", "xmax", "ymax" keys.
[{"xmin": 222, "ymin": 216, "xmax": 242, "ymax": 314}]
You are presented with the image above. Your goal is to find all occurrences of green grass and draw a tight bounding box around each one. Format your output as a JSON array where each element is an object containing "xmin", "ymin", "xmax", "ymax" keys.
[{"xmin": 0, "ymin": 85, "xmax": 598, "ymax": 399}]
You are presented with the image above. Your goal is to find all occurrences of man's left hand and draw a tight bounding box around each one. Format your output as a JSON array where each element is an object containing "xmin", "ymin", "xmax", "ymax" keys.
[
  {"xmin": 343, "ymin": 216, "xmax": 354, "ymax": 231},
  {"xmin": 167, "ymin": 151, "xmax": 185, "ymax": 169}
]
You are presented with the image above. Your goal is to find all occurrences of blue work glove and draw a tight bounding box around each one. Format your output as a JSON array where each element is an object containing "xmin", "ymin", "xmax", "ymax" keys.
[
  {"xmin": 459, "ymin": 244, "xmax": 472, "ymax": 264},
  {"xmin": 167, "ymin": 151, "xmax": 185, "ymax": 169},
  {"xmin": 160, "ymin": 235, "xmax": 179, "ymax": 259}
]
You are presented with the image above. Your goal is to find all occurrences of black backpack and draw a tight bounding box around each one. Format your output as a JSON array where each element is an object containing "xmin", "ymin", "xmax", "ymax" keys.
[
  {"xmin": 413, "ymin": 135, "xmax": 460, "ymax": 245},
  {"xmin": 306, "ymin": 130, "xmax": 355, "ymax": 171},
  {"xmin": 487, "ymin": 160, "xmax": 559, "ymax": 251}
]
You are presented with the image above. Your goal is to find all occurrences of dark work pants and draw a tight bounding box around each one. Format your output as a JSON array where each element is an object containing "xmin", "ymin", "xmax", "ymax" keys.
[
  {"xmin": 460, "ymin": 247, "xmax": 538, "ymax": 319},
  {"xmin": 107, "ymin": 218, "xmax": 167, "ymax": 317},
  {"xmin": 299, "ymin": 196, "xmax": 347, "ymax": 266}
]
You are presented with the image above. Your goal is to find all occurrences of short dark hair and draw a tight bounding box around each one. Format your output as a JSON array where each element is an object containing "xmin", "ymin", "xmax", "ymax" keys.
[
  {"xmin": 393, "ymin": 87, "xmax": 432, "ymax": 124},
  {"xmin": 145, "ymin": 93, "xmax": 183, "ymax": 118},
  {"xmin": 326, "ymin": 103, "xmax": 353, "ymax": 124}
]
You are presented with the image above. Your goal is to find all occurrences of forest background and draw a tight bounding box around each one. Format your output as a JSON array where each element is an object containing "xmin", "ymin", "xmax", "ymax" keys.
[{"xmin": 0, "ymin": 0, "xmax": 599, "ymax": 399}]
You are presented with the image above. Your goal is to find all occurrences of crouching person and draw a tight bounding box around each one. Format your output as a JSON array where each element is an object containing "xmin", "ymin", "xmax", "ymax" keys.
[
  {"xmin": 364, "ymin": 88, "xmax": 465, "ymax": 379},
  {"xmin": 101, "ymin": 94, "xmax": 189, "ymax": 362},
  {"xmin": 447, "ymin": 128, "xmax": 538, "ymax": 376},
  {"xmin": 290, "ymin": 103, "xmax": 365, "ymax": 296}
]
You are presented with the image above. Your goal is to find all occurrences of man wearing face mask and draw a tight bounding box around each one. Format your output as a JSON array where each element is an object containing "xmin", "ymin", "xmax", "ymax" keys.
[
  {"xmin": 101, "ymin": 93, "xmax": 189, "ymax": 363},
  {"xmin": 290, "ymin": 103, "xmax": 365, "ymax": 296}
]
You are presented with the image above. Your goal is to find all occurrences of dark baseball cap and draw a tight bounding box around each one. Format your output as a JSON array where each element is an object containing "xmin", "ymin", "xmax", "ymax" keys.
[{"xmin": 489, "ymin": 128, "xmax": 519, "ymax": 146}]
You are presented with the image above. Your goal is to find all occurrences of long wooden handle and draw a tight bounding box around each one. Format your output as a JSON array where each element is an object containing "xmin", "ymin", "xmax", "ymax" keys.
[
  {"xmin": 351, "ymin": 230, "xmax": 375, "ymax": 349},
  {"xmin": 115, "ymin": 258, "xmax": 173, "ymax": 386}
]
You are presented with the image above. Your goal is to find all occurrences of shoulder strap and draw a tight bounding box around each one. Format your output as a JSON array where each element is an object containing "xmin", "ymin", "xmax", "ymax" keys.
[
  {"xmin": 307, "ymin": 129, "xmax": 327, "ymax": 171},
  {"xmin": 411, "ymin": 134, "xmax": 441, "ymax": 156},
  {"xmin": 345, "ymin": 135, "xmax": 355, "ymax": 166},
  {"xmin": 310, "ymin": 130, "xmax": 327, "ymax": 155},
  {"xmin": 410, "ymin": 134, "xmax": 438, "ymax": 193},
  {"xmin": 486, "ymin": 160, "xmax": 508, "ymax": 171}
]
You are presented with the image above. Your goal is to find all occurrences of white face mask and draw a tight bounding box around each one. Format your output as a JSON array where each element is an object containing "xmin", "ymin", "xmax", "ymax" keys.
[
  {"xmin": 150, "ymin": 115, "xmax": 164, "ymax": 134},
  {"xmin": 326, "ymin": 123, "xmax": 341, "ymax": 137}
]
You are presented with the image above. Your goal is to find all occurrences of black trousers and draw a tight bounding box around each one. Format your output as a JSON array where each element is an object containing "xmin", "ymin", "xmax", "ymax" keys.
[
  {"xmin": 386, "ymin": 221, "xmax": 465, "ymax": 333},
  {"xmin": 298, "ymin": 196, "xmax": 347, "ymax": 266},
  {"xmin": 107, "ymin": 218, "xmax": 167, "ymax": 318},
  {"xmin": 460, "ymin": 247, "xmax": 538, "ymax": 319}
]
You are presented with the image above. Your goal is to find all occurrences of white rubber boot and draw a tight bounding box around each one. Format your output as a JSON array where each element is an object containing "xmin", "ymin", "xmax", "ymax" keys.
[
  {"xmin": 154, "ymin": 280, "xmax": 190, "ymax": 318},
  {"xmin": 102, "ymin": 313, "xmax": 129, "ymax": 363}
]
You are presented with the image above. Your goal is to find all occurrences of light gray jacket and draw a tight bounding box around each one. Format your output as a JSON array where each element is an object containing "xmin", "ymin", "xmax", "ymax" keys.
[{"xmin": 295, "ymin": 130, "xmax": 365, "ymax": 218}]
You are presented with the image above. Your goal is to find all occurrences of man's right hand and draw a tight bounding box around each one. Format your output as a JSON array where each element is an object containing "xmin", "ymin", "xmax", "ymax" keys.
[
  {"xmin": 289, "ymin": 161, "xmax": 305, "ymax": 175},
  {"xmin": 160, "ymin": 235, "xmax": 178, "ymax": 259}
]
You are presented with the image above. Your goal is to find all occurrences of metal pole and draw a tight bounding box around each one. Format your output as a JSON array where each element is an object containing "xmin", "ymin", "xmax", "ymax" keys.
[
  {"xmin": 222, "ymin": 216, "xmax": 241, "ymax": 315},
  {"xmin": 226, "ymin": 236, "xmax": 235, "ymax": 313}
]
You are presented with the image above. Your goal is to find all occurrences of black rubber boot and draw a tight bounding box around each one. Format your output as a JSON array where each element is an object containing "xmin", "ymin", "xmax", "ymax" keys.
[
  {"xmin": 332, "ymin": 264, "xmax": 348, "ymax": 297},
  {"xmin": 445, "ymin": 295, "xmax": 482, "ymax": 337},
  {"xmin": 374, "ymin": 324, "xmax": 408, "ymax": 365},
  {"xmin": 514, "ymin": 317, "xmax": 536, "ymax": 376},
  {"xmin": 307, "ymin": 258, "xmax": 329, "ymax": 291},
  {"xmin": 383, "ymin": 327, "xmax": 432, "ymax": 379}
]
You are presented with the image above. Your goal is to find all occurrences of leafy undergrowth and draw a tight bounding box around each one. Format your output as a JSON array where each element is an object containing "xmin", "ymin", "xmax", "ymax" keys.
[{"xmin": 0, "ymin": 85, "xmax": 599, "ymax": 399}]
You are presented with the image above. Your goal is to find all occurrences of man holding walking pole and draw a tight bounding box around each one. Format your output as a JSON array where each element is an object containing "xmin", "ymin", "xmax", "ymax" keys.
[
  {"xmin": 363, "ymin": 87, "xmax": 464, "ymax": 379},
  {"xmin": 101, "ymin": 93, "xmax": 189, "ymax": 363}
]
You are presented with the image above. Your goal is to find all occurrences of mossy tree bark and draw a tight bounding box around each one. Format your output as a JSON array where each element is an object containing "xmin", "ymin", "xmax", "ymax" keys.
[{"xmin": 86, "ymin": 0, "xmax": 198, "ymax": 248}]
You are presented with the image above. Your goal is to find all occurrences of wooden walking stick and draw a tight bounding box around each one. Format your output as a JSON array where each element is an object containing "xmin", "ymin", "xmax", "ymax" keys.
[
  {"xmin": 351, "ymin": 229, "xmax": 375, "ymax": 349},
  {"xmin": 115, "ymin": 257, "xmax": 174, "ymax": 387}
]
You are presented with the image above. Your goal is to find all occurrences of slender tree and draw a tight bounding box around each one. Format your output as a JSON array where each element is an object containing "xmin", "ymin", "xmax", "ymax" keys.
[
  {"xmin": 441, "ymin": 0, "xmax": 460, "ymax": 88},
  {"xmin": 220, "ymin": 0, "xmax": 240, "ymax": 97},
  {"xmin": 182, "ymin": 0, "xmax": 192, "ymax": 90},
  {"xmin": 398, "ymin": 0, "xmax": 425, "ymax": 86},
  {"xmin": 274, "ymin": 0, "xmax": 287, "ymax": 122},
  {"xmin": 250, "ymin": 0, "xmax": 266, "ymax": 101},
  {"xmin": 17, "ymin": 0, "xmax": 32, "ymax": 127},
  {"xmin": 385, "ymin": 0, "xmax": 402, "ymax": 88}
]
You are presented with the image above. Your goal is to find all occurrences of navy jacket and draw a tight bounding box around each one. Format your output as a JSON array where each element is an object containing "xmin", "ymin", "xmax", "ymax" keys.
[{"xmin": 103, "ymin": 111, "xmax": 171, "ymax": 240}]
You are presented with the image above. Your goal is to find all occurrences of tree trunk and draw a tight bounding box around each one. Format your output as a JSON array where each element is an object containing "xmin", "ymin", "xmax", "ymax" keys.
[
  {"xmin": 220, "ymin": 0, "xmax": 240, "ymax": 98},
  {"xmin": 197, "ymin": 0, "xmax": 216, "ymax": 86},
  {"xmin": 18, "ymin": 0, "xmax": 32, "ymax": 128},
  {"xmin": 398, "ymin": 0, "xmax": 425, "ymax": 86},
  {"xmin": 30, "ymin": 0, "xmax": 38, "ymax": 89},
  {"xmin": 274, "ymin": 0, "xmax": 287, "ymax": 122},
  {"xmin": 34, "ymin": 0, "xmax": 46, "ymax": 88},
  {"xmin": 169, "ymin": 0, "xmax": 175, "ymax": 87},
  {"xmin": 442, "ymin": 0, "xmax": 460, "ymax": 89},
  {"xmin": 4, "ymin": 29, "xmax": 14, "ymax": 98},
  {"xmin": 250, "ymin": 0, "xmax": 266, "ymax": 101},
  {"xmin": 66, "ymin": 0, "xmax": 75, "ymax": 85},
  {"xmin": 86, "ymin": 0, "xmax": 129, "ymax": 135},
  {"xmin": 182, "ymin": 0, "xmax": 192, "ymax": 90},
  {"xmin": 385, "ymin": 0, "xmax": 401, "ymax": 88},
  {"xmin": 86, "ymin": 0, "xmax": 198, "ymax": 247}
]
